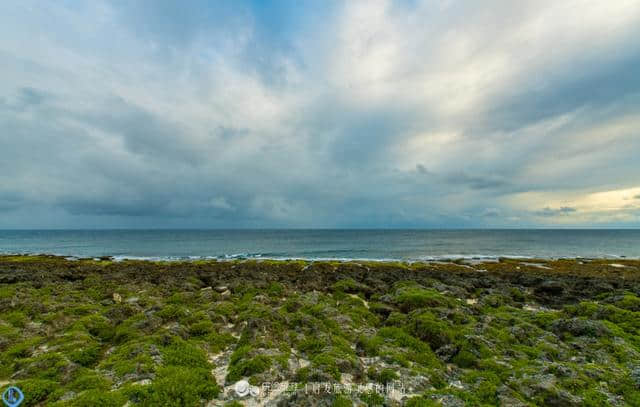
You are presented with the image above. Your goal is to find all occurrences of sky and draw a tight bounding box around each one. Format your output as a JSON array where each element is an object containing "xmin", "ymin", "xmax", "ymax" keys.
[{"xmin": 1, "ymin": 0, "xmax": 639, "ymax": 228}]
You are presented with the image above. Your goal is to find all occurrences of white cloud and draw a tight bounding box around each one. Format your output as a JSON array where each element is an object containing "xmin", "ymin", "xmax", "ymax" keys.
[{"xmin": 0, "ymin": 0, "xmax": 639, "ymax": 227}]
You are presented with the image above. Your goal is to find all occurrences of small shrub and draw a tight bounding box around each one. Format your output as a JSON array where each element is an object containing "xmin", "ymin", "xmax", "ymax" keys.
[
  {"xmin": 410, "ymin": 312, "xmax": 453, "ymax": 349},
  {"xmin": 70, "ymin": 343, "xmax": 102, "ymax": 367},
  {"xmin": 311, "ymin": 353, "xmax": 341, "ymax": 380},
  {"xmin": 69, "ymin": 371, "xmax": 112, "ymax": 391},
  {"xmin": 405, "ymin": 396, "xmax": 440, "ymax": 407},
  {"xmin": 615, "ymin": 295, "xmax": 640, "ymax": 312},
  {"xmin": 3, "ymin": 311, "xmax": 28, "ymax": 328},
  {"xmin": 452, "ymin": 350, "xmax": 476, "ymax": 368},
  {"xmin": 13, "ymin": 379, "xmax": 57, "ymax": 405},
  {"xmin": 267, "ymin": 282, "xmax": 284, "ymax": 297},
  {"xmin": 78, "ymin": 315, "xmax": 114, "ymax": 342},
  {"xmin": 333, "ymin": 394, "xmax": 353, "ymax": 406},
  {"xmin": 378, "ymin": 368, "xmax": 398, "ymax": 384},
  {"xmin": 189, "ymin": 320, "xmax": 214, "ymax": 337},
  {"xmin": 356, "ymin": 335, "xmax": 382, "ymax": 356},
  {"xmin": 70, "ymin": 389, "xmax": 127, "ymax": 406},
  {"xmin": 134, "ymin": 366, "xmax": 219, "ymax": 406},
  {"xmin": 395, "ymin": 287, "xmax": 450, "ymax": 311},
  {"xmin": 162, "ymin": 338, "xmax": 210, "ymax": 369},
  {"xmin": 298, "ymin": 337, "xmax": 326, "ymax": 355},
  {"xmin": 359, "ymin": 390, "xmax": 385, "ymax": 406},
  {"xmin": 156, "ymin": 305, "xmax": 187, "ymax": 321},
  {"xmin": 226, "ymin": 355, "xmax": 272, "ymax": 383}
]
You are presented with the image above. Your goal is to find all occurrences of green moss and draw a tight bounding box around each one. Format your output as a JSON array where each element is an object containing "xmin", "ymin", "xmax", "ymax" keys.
[
  {"xmin": 410, "ymin": 311, "xmax": 454, "ymax": 349},
  {"xmin": 226, "ymin": 354, "xmax": 272, "ymax": 383},
  {"xmin": 356, "ymin": 335, "xmax": 383, "ymax": 356},
  {"xmin": 16, "ymin": 352, "xmax": 71, "ymax": 382},
  {"xmin": 429, "ymin": 370, "xmax": 447, "ymax": 389},
  {"xmin": 333, "ymin": 394, "xmax": 353, "ymax": 406},
  {"xmin": 3, "ymin": 256, "xmax": 640, "ymax": 405},
  {"xmin": 359, "ymin": 390, "xmax": 385, "ymax": 406},
  {"xmin": 0, "ymin": 285, "xmax": 16, "ymax": 299},
  {"xmin": 189, "ymin": 320, "xmax": 214, "ymax": 337},
  {"xmin": 531, "ymin": 310, "xmax": 560, "ymax": 329},
  {"xmin": 267, "ymin": 282, "xmax": 284, "ymax": 297},
  {"xmin": 298, "ymin": 337, "xmax": 327, "ymax": 355},
  {"xmin": 77, "ymin": 315, "xmax": 114, "ymax": 342},
  {"xmin": 3, "ymin": 336, "xmax": 42, "ymax": 359},
  {"xmin": 69, "ymin": 343, "xmax": 102, "ymax": 367},
  {"xmin": 509, "ymin": 287, "xmax": 526, "ymax": 302},
  {"xmin": 405, "ymin": 396, "xmax": 440, "ymax": 406},
  {"xmin": 394, "ymin": 286, "xmax": 451, "ymax": 311},
  {"xmin": 130, "ymin": 365, "xmax": 219, "ymax": 406},
  {"xmin": 376, "ymin": 327, "xmax": 439, "ymax": 367},
  {"xmin": 1, "ymin": 255, "xmax": 47, "ymax": 263},
  {"xmin": 311, "ymin": 353, "xmax": 342, "ymax": 380},
  {"xmin": 204, "ymin": 331, "xmax": 236, "ymax": 353},
  {"xmin": 162, "ymin": 338, "xmax": 210, "ymax": 369},
  {"xmin": 2, "ymin": 311, "xmax": 29, "ymax": 328},
  {"xmin": 452, "ymin": 349, "xmax": 476, "ymax": 368},
  {"xmin": 69, "ymin": 371, "xmax": 112, "ymax": 391},
  {"xmin": 65, "ymin": 389, "xmax": 127, "ymax": 407},
  {"xmin": 378, "ymin": 368, "xmax": 398, "ymax": 384},
  {"xmin": 332, "ymin": 278, "xmax": 360, "ymax": 293},
  {"xmin": 615, "ymin": 294, "xmax": 640, "ymax": 312},
  {"xmin": 225, "ymin": 344, "xmax": 273, "ymax": 382},
  {"xmin": 156, "ymin": 304, "xmax": 187, "ymax": 321},
  {"xmin": 64, "ymin": 304, "xmax": 102, "ymax": 317},
  {"xmin": 581, "ymin": 389, "xmax": 609, "ymax": 406},
  {"xmin": 385, "ymin": 311, "xmax": 409, "ymax": 327},
  {"xmin": 463, "ymin": 371, "xmax": 500, "ymax": 404},
  {"xmin": 295, "ymin": 366, "xmax": 311, "ymax": 382},
  {"xmin": 229, "ymin": 345, "xmax": 251, "ymax": 365},
  {"xmin": 100, "ymin": 341, "xmax": 157, "ymax": 378},
  {"xmin": 166, "ymin": 292, "xmax": 190, "ymax": 305},
  {"xmin": 13, "ymin": 378, "xmax": 58, "ymax": 405}
]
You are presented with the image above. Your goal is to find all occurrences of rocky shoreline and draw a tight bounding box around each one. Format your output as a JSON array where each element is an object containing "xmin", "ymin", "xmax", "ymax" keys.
[{"xmin": 1, "ymin": 255, "xmax": 639, "ymax": 406}]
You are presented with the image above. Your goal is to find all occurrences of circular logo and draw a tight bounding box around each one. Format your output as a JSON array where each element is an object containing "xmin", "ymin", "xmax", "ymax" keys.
[
  {"xmin": 234, "ymin": 380, "xmax": 250, "ymax": 397},
  {"xmin": 2, "ymin": 386, "xmax": 24, "ymax": 407},
  {"xmin": 249, "ymin": 385, "xmax": 260, "ymax": 397}
]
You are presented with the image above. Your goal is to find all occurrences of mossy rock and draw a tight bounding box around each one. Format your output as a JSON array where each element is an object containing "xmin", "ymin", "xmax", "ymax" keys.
[
  {"xmin": 394, "ymin": 286, "xmax": 451, "ymax": 312},
  {"xmin": 128, "ymin": 366, "xmax": 219, "ymax": 406},
  {"xmin": 409, "ymin": 312, "xmax": 454, "ymax": 349}
]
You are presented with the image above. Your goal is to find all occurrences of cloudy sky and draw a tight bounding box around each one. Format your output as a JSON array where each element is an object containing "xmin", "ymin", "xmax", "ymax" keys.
[{"xmin": 1, "ymin": 0, "xmax": 639, "ymax": 228}]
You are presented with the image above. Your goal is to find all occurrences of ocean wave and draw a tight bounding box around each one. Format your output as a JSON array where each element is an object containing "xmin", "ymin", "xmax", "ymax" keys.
[
  {"xmin": 1, "ymin": 250, "xmax": 639, "ymax": 262},
  {"xmin": 104, "ymin": 253, "xmax": 638, "ymax": 262}
]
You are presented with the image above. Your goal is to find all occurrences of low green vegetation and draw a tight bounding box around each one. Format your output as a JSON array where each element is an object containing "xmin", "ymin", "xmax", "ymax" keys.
[{"xmin": 1, "ymin": 255, "xmax": 640, "ymax": 405}]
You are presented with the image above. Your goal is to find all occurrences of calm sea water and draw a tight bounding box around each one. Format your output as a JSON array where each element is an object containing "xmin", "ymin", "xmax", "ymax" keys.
[{"xmin": 0, "ymin": 229, "xmax": 639, "ymax": 261}]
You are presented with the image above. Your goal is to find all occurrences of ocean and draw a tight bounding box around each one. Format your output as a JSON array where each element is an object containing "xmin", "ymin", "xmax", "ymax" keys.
[{"xmin": 0, "ymin": 229, "xmax": 639, "ymax": 261}]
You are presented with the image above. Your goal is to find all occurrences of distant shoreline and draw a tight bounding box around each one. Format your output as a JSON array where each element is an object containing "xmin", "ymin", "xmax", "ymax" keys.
[
  {"xmin": 1, "ymin": 252, "xmax": 640, "ymax": 263},
  {"xmin": 1, "ymin": 254, "xmax": 638, "ymax": 281}
]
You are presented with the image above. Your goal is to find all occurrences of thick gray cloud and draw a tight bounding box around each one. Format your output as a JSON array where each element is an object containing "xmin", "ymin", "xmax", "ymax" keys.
[{"xmin": 1, "ymin": 0, "xmax": 639, "ymax": 228}]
